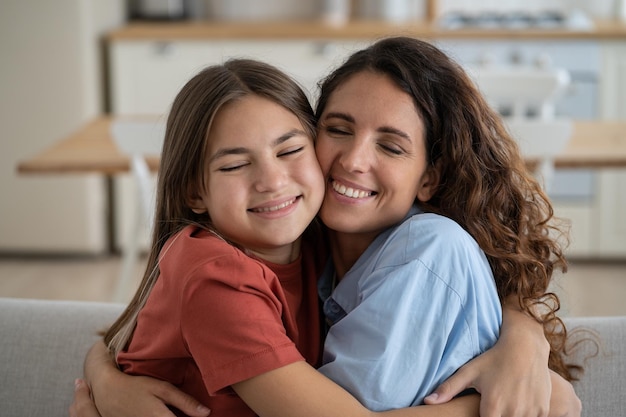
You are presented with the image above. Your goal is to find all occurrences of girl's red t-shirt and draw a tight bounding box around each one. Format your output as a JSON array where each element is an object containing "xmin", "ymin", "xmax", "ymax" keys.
[{"xmin": 118, "ymin": 225, "xmax": 325, "ymax": 416}]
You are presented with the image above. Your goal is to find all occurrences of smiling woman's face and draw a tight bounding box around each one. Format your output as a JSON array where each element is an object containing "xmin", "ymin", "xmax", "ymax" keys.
[{"xmin": 315, "ymin": 71, "xmax": 439, "ymax": 241}]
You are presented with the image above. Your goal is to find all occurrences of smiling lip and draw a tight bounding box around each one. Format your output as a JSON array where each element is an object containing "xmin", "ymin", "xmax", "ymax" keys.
[
  {"xmin": 331, "ymin": 179, "xmax": 375, "ymax": 199},
  {"xmin": 249, "ymin": 197, "xmax": 299, "ymax": 213}
]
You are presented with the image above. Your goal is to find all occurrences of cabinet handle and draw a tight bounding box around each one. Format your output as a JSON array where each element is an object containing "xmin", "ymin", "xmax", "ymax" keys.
[
  {"xmin": 153, "ymin": 42, "xmax": 175, "ymax": 56},
  {"xmin": 313, "ymin": 42, "xmax": 337, "ymax": 58}
]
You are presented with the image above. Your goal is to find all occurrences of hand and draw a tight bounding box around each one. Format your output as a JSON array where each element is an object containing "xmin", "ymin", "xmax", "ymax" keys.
[
  {"xmin": 548, "ymin": 371, "xmax": 581, "ymax": 417},
  {"xmin": 69, "ymin": 379, "xmax": 101, "ymax": 417},
  {"xmin": 424, "ymin": 303, "xmax": 552, "ymax": 417},
  {"xmin": 90, "ymin": 371, "xmax": 211, "ymax": 417},
  {"xmin": 83, "ymin": 341, "xmax": 210, "ymax": 417},
  {"xmin": 424, "ymin": 343, "xmax": 551, "ymax": 417}
]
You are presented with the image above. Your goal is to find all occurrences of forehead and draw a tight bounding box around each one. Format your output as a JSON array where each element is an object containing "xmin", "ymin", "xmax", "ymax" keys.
[
  {"xmin": 324, "ymin": 71, "xmax": 424, "ymax": 133},
  {"xmin": 207, "ymin": 95, "xmax": 306, "ymax": 149}
]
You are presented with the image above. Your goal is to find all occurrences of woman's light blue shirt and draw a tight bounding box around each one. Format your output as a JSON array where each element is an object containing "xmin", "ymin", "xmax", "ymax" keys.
[{"xmin": 318, "ymin": 206, "xmax": 502, "ymax": 411}]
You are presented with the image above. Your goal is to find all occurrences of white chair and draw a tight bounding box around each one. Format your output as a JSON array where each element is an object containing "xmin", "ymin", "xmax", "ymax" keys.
[
  {"xmin": 110, "ymin": 119, "xmax": 166, "ymax": 302},
  {"xmin": 468, "ymin": 65, "xmax": 573, "ymax": 192}
]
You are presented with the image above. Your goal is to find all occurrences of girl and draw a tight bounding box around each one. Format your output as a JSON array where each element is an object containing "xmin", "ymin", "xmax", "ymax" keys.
[{"xmin": 104, "ymin": 58, "xmax": 327, "ymax": 416}]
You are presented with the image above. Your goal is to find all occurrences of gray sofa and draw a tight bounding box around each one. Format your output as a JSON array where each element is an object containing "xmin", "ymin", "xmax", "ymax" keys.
[{"xmin": 0, "ymin": 297, "xmax": 624, "ymax": 417}]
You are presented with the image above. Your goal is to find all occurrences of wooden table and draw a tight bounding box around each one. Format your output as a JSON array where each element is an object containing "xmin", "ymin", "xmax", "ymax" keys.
[{"xmin": 16, "ymin": 116, "xmax": 626, "ymax": 174}]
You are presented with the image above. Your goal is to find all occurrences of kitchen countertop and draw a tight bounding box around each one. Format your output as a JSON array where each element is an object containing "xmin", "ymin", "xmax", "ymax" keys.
[{"xmin": 106, "ymin": 18, "xmax": 626, "ymax": 41}]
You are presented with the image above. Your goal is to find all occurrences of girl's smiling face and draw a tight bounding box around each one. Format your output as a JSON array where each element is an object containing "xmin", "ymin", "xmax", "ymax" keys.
[
  {"xmin": 316, "ymin": 71, "xmax": 439, "ymax": 243},
  {"xmin": 189, "ymin": 94, "xmax": 325, "ymax": 264}
]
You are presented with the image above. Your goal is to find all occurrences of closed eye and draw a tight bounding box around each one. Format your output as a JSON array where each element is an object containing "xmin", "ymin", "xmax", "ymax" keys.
[
  {"xmin": 218, "ymin": 162, "xmax": 249, "ymax": 172},
  {"xmin": 278, "ymin": 146, "xmax": 304, "ymax": 157},
  {"xmin": 325, "ymin": 126, "xmax": 352, "ymax": 136},
  {"xmin": 379, "ymin": 143, "xmax": 404, "ymax": 155}
]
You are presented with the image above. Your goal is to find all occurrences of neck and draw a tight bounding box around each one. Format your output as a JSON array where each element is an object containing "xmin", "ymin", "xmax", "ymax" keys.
[
  {"xmin": 246, "ymin": 239, "xmax": 302, "ymax": 265},
  {"xmin": 328, "ymin": 230, "xmax": 378, "ymax": 280}
]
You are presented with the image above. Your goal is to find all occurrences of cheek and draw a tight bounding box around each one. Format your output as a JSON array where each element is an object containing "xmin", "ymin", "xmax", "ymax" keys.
[
  {"xmin": 404, "ymin": 169, "xmax": 430, "ymax": 201},
  {"xmin": 314, "ymin": 139, "xmax": 333, "ymax": 176},
  {"xmin": 206, "ymin": 178, "xmax": 240, "ymax": 212},
  {"xmin": 298, "ymin": 153, "xmax": 326, "ymax": 191}
]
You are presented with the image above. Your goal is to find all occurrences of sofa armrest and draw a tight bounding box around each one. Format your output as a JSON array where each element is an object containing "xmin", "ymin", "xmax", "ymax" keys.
[
  {"xmin": 0, "ymin": 297, "xmax": 124, "ymax": 417},
  {"xmin": 564, "ymin": 316, "xmax": 626, "ymax": 417}
]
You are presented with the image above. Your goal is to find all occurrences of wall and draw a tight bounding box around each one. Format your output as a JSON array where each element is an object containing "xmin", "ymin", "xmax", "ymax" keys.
[{"xmin": 0, "ymin": 0, "xmax": 125, "ymax": 254}]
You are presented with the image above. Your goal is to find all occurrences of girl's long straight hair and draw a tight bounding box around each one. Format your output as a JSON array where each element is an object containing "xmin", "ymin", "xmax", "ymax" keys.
[{"xmin": 104, "ymin": 59, "xmax": 316, "ymax": 358}]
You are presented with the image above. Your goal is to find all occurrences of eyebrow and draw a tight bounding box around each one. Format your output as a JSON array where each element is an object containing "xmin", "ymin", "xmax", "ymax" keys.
[
  {"xmin": 209, "ymin": 128, "xmax": 307, "ymax": 163},
  {"xmin": 323, "ymin": 112, "xmax": 412, "ymax": 142},
  {"xmin": 323, "ymin": 112, "xmax": 355, "ymax": 124}
]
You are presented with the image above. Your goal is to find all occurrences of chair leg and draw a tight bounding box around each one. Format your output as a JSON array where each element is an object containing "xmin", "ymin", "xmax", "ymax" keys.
[
  {"xmin": 112, "ymin": 188, "xmax": 142, "ymax": 303},
  {"xmin": 537, "ymin": 159, "xmax": 556, "ymax": 194}
]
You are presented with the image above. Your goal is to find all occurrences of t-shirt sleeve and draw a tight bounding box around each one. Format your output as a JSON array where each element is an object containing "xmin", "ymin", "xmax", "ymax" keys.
[{"xmin": 179, "ymin": 253, "xmax": 304, "ymax": 395}]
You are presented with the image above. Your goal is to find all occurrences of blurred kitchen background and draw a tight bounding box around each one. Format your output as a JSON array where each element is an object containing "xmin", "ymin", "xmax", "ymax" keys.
[{"xmin": 1, "ymin": 0, "xmax": 625, "ymax": 315}]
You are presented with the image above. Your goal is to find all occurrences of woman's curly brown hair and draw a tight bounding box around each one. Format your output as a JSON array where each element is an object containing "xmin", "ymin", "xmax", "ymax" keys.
[{"xmin": 316, "ymin": 36, "xmax": 580, "ymax": 380}]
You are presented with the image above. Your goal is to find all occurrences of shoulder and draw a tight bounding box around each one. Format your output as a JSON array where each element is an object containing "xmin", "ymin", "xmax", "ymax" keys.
[
  {"xmin": 407, "ymin": 212, "xmax": 470, "ymax": 239},
  {"xmin": 370, "ymin": 213, "xmax": 494, "ymax": 294},
  {"xmin": 162, "ymin": 226, "xmax": 247, "ymax": 262},
  {"xmin": 387, "ymin": 213, "xmax": 481, "ymax": 262},
  {"xmin": 160, "ymin": 226, "xmax": 270, "ymax": 285}
]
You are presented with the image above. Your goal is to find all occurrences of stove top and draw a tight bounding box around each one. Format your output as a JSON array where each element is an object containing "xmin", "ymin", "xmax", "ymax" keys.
[{"xmin": 438, "ymin": 9, "xmax": 593, "ymax": 31}]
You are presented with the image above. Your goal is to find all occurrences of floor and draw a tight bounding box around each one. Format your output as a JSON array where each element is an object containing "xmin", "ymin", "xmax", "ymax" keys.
[{"xmin": 0, "ymin": 255, "xmax": 625, "ymax": 317}]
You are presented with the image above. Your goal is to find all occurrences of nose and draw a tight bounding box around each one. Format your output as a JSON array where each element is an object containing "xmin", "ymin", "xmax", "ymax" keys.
[
  {"xmin": 253, "ymin": 160, "xmax": 288, "ymax": 192},
  {"xmin": 338, "ymin": 136, "xmax": 373, "ymax": 174}
]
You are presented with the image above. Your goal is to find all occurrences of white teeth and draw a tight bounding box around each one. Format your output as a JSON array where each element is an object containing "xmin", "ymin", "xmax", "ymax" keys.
[
  {"xmin": 332, "ymin": 181, "xmax": 373, "ymax": 199},
  {"xmin": 252, "ymin": 198, "xmax": 296, "ymax": 213}
]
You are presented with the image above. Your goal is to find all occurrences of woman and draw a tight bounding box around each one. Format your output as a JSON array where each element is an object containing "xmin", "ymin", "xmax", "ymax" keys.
[
  {"xmin": 312, "ymin": 36, "xmax": 580, "ymax": 415},
  {"xmin": 71, "ymin": 37, "xmax": 581, "ymax": 417}
]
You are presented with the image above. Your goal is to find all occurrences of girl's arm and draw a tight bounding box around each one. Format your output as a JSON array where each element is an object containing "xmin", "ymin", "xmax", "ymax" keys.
[
  {"xmin": 425, "ymin": 296, "xmax": 581, "ymax": 417},
  {"xmin": 80, "ymin": 342, "xmax": 479, "ymax": 417},
  {"xmin": 78, "ymin": 337, "xmax": 578, "ymax": 417},
  {"xmin": 232, "ymin": 361, "xmax": 480, "ymax": 417}
]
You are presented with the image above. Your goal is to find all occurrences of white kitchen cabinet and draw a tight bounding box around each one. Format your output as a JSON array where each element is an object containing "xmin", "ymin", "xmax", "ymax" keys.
[
  {"xmin": 591, "ymin": 42, "xmax": 626, "ymax": 257},
  {"xmin": 109, "ymin": 39, "xmax": 367, "ymax": 114},
  {"xmin": 595, "ymin": 169, "xmax": 626, "ymax": 256},
  {"xmin": 110, "ymin": 41, "xmax": 220, "ymax": 115},
  {"xmin": 532, "ymin": 40, "xmax": 626, "ymax": 259},
  {"xmin": 600, "ymin": 42, "xmax": 626, "ymax": 120},
  {"xmin": 108, "ymin": 39, "xmax": 366, "ymax": 251}
]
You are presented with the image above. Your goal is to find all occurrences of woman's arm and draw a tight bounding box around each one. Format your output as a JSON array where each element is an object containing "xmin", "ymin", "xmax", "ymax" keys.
[
  {"xmin": 69, "ymin": 379, "xmax": 100, "ymax": 417},
  {"xmin": 425, "ymin": 296, "xmax": 581, "ymax": 417}
]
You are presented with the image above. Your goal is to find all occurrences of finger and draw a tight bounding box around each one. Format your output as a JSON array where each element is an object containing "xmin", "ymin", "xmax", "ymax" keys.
[
  {"xmin": 423, "ymin": 365, "xmax": 477, "ymax": 404},
  {"xmin": 154, "ymin": 381, "xmax": 211, "ymax": 417},
  {"xmin": 69, "ymin": 379, "xmax": 101, "ymax": 417}
]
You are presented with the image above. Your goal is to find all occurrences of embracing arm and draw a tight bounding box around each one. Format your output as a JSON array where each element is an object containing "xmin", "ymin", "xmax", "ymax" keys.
[
  {"xmin": 425, "ymin": 295, "xmax": 581, "ymax": 417},
  {"xmin": 77, "ymin": 341, "xmax": 478, "ymax": 417},
  {"xmin": 233, "ymin": 361, "xmax": 479, "ymax": 417},
  {"xmin": 80, "ymin": 341, "xmax": 210, "ymax": 417}
]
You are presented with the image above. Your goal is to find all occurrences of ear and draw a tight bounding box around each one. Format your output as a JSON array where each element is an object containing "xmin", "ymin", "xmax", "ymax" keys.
[
  {"xmin": 186, "ymin": 192, "xmax": 208, "ymax": 215},
  {"xmin": 416, "ymin": 161, "xmax": 441, "ymax": 203}
]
